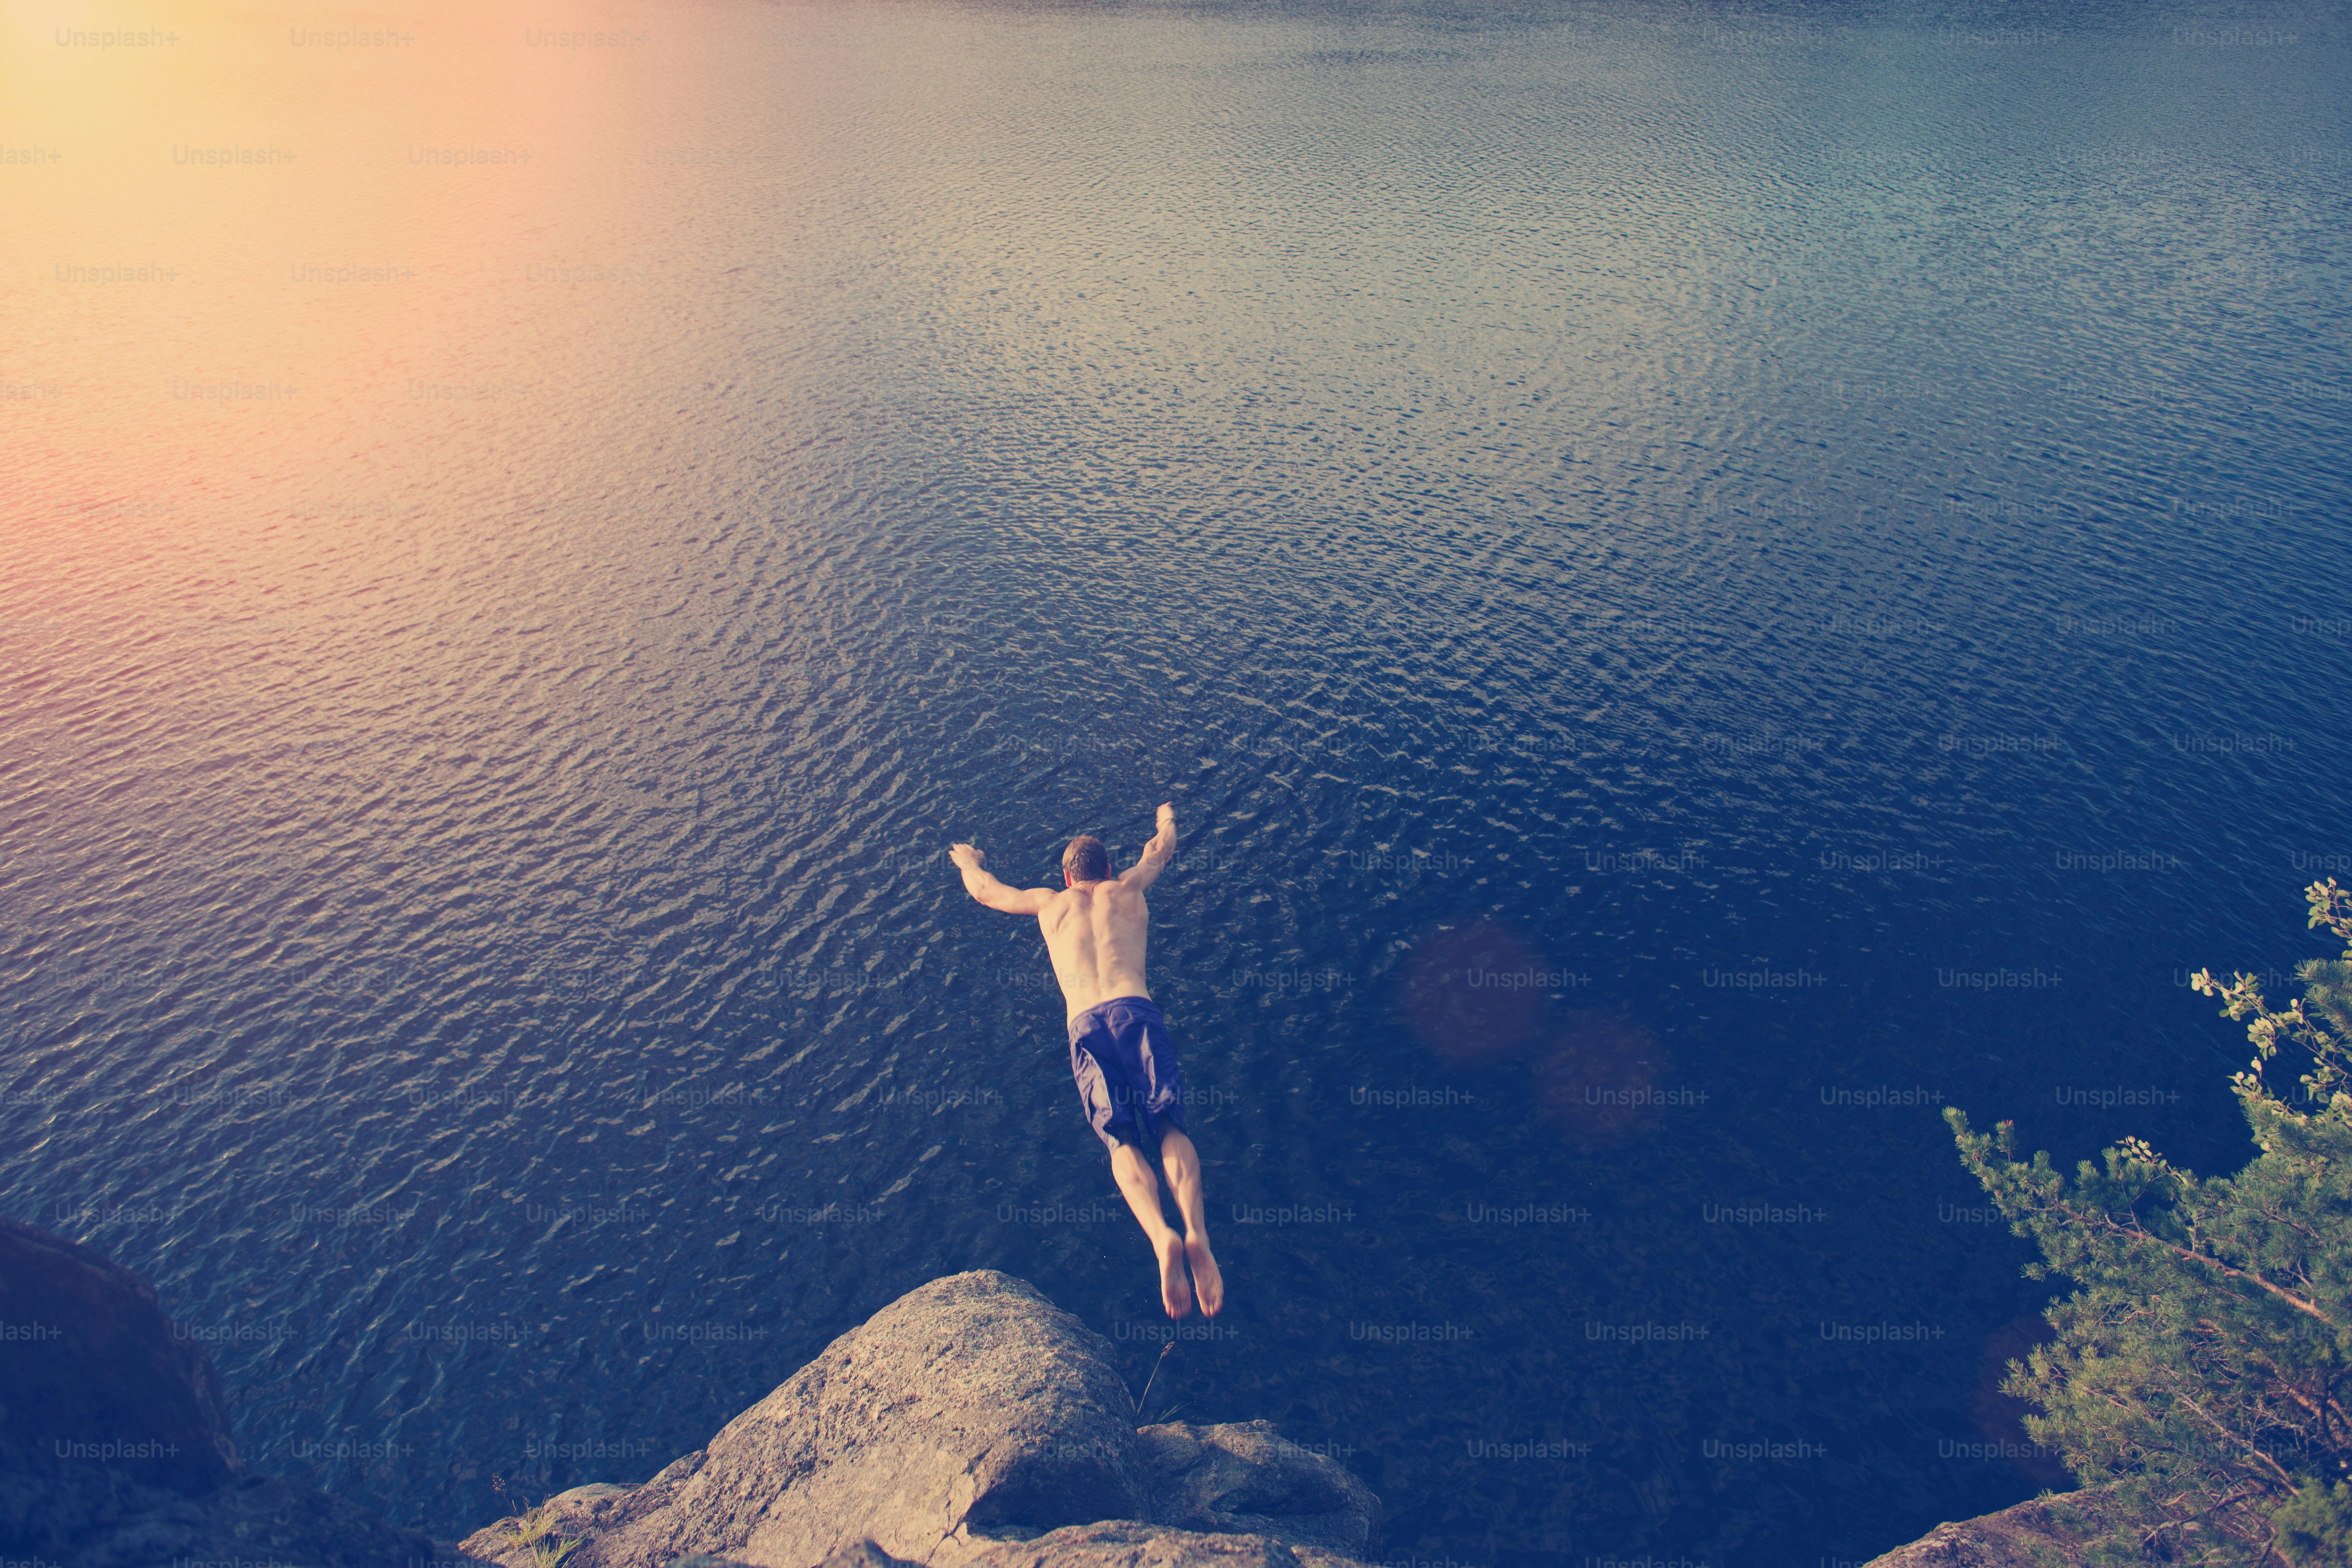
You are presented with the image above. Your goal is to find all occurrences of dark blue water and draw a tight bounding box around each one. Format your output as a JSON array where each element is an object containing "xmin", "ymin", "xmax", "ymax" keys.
[{"xmin": 5, "ymin": 0, "xmax": 2350, "ymax": 1562}]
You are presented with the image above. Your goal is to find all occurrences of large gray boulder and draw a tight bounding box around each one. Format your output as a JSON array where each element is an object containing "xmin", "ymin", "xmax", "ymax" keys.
[
  {"xmin": 463, "ymin": 1272, "xmax": 1382, "ymax": 1568},
  {"xmin": 490, "ymin": 1271, "xmax": 1148, "ymax": 1568}
]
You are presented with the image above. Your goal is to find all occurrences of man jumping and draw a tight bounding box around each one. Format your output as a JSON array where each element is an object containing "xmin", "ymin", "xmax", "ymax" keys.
[{"xmin": 949, "ymin": 803, "xmax": 1223, "ymax": 1320}]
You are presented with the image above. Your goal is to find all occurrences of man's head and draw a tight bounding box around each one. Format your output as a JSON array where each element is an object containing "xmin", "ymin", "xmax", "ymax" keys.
[{"xmin": 1062, "ymin": 835, "xmax": 1111, "ymax": 886}]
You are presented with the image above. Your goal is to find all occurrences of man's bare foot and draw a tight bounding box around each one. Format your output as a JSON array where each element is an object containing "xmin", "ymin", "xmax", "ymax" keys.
[
  {"xmin": 1185, "ymin": 1234, "xmax": 1223, "ymax": 1316},
  {"xmin": 1155, "ymin": 1231, "xmax": 1194, "ymax": 1319}
]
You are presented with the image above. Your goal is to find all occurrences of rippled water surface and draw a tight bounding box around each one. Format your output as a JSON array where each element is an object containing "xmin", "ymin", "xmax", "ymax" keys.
[{"xmin": 5, "ymin": 0, "xmax": 2352, "ymax": 1560}]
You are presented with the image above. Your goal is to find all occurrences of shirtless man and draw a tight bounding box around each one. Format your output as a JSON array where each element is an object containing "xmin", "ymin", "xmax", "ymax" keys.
[{"xmin": 949, "ymin": 803, "xmax": 1223, "ymax": 1320}]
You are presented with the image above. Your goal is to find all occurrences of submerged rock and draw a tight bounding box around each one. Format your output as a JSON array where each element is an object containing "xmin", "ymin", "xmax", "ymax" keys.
[
  {"xmin": 461, "ymin": 1271, "xmax": 1382, "ymax": 1568},
  {"xmin": 63, "ymin": 1471, "xmax": 471, "ymax": 1568},
  {"xmin": 0, "ymin": 1215, "xmax": 241, "ymax": 1544},
  {"xmin": 0, "ymin": 1215, "xmax": 458, "ymax": 1568}
]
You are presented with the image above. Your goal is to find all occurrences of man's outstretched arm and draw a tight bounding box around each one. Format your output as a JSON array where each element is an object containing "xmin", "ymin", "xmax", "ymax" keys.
[
  {"xmin": 1121, "ymin": 803, "xmax": 1178, "ymax": 890},
  {"xmin": 949, "ymin": 843, "xmax": 1055, "ymax": 914}
]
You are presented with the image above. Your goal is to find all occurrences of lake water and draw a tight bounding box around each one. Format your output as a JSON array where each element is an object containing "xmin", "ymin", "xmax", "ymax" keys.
[{"xmin": 4, "ymin": 0, "xmax": 2349, "ymax": 1561}]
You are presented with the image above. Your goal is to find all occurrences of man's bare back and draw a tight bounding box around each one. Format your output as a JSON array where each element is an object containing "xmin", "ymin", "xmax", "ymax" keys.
[
  {"xmin": 949, "ymin": 804, "xmax": 1223, "ymax": 1318},
  {"xmin": 1039, "ymin": 867, "xmax": 1155, "ymax": 1021}
]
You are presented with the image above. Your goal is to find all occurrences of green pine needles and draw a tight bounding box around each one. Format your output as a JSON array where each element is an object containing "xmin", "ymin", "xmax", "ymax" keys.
[{"xmin": 1948, "ymin": 879, "xmax": 2352, "ymax": 1566}]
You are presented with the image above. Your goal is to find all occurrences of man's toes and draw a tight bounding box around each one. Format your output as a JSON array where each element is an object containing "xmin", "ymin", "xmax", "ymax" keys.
[
  {"xmin": 1186, "ymin": 1238, "xmax": 1224, "ymax": 1316},
  {"xmin": 1158, "ymin": 1234, "xmax": 1193, "ymax": 1318}
]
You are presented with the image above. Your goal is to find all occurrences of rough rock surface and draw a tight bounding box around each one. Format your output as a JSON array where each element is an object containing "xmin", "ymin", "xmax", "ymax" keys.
[
  {"xmin": 806, "ymin": 1527, "xmax": 1380, "ymax": 1568},
  {"xmin": 1136, "ymin": 1422, "xmax": 1378, "ymax": 1556},
  {"xmin": 967, "ymin": 1523, "xmax": 1380, "ymax": 1568},
  {"xmin": 462, "ymin": 1271, "xmax": 1381, "ymax": 1568},
  {"xmin": 0, "ymin": 1215, "xmax": 463, "ymax": 1568},
  {"xmin": 1863, "ymin": 1488, "xmax": 2119, "ymax": 1568}
]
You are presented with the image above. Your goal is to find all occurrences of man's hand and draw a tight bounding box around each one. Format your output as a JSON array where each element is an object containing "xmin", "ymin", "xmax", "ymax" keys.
[
  {"xmin": 1124, "ymin": 804, "xmax": 1179, "ymax": 890},
  {"xmin": 952, "ymin": 841, "xmax": 1054, "ymax": 914}
]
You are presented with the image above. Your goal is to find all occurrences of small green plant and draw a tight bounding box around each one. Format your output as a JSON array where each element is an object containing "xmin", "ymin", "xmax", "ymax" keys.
[{"xmin": 489, "ymin": 1475, "xmax": 584, "ymax": 1568}]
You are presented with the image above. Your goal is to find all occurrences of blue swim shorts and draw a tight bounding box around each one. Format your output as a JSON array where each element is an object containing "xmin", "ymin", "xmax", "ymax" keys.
[{"xmin": 1067, "ymin": 995, "xmax": 1188, "ymax": 1155}]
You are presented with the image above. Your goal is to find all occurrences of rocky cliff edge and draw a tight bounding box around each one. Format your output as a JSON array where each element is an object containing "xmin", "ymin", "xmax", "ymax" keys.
[{"xmin": 457, "ymin": 1271, "xmax": 1381, "ymax": 1568}]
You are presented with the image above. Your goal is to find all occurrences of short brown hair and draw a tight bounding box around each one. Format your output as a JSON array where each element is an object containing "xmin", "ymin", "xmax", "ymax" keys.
[{"xmin": 1062, "ymin": 836, "xmax": 1110, "ymax": 883}]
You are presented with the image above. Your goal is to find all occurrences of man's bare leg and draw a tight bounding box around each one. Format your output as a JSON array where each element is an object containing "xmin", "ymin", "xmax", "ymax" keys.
[
  {"xmin": 1157, "ymin": 1129, "xmax": 1222, "ymax": 1316},
  {"xmin": 1109, "ymin": 1142, "xmax": 1192, "ymax": 1318}
]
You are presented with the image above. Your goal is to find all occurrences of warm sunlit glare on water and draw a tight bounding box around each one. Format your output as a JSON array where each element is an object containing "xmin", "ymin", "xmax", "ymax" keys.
[{"xmin": 4, "ymin": 0, "xmax": 812, "ymax": 573}]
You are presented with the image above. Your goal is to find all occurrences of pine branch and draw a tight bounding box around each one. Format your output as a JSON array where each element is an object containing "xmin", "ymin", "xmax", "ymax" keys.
[
  {"xmin": 2041, "ymin": 1191, "xmax": 2339, "ymax": 1329},
  {"xmin": 2239, "ymin": 1199, "xmax": 2326, "ymax": 1246},
  {"xmin": 2174, "ymin": 1388, "xmax": 2298, "ymax": 1491}
]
